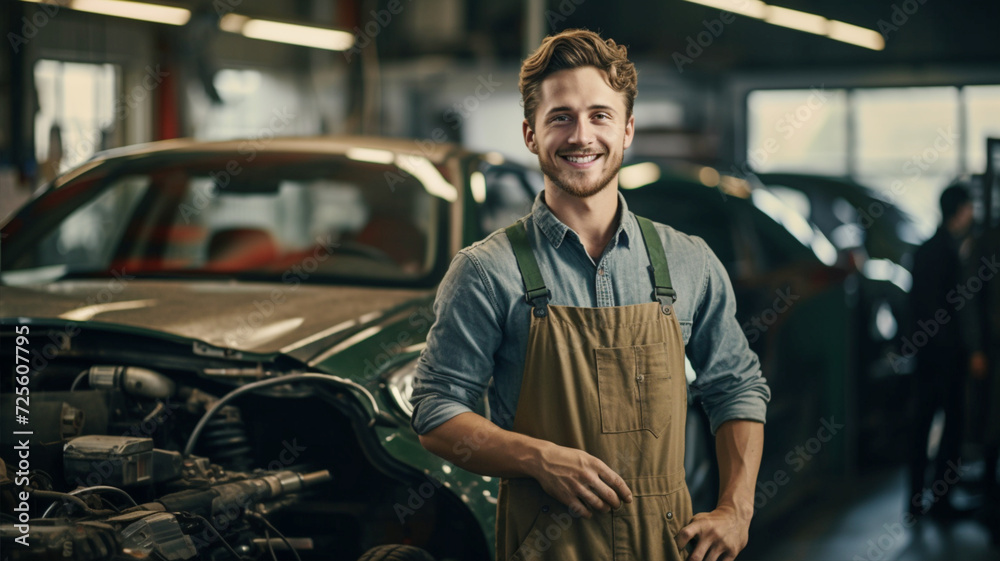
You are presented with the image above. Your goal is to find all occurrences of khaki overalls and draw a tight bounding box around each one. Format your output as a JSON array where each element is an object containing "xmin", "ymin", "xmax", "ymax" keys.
[{"xmin": 496, "ymin": 216, "xmax": 692, "ymax": 561}]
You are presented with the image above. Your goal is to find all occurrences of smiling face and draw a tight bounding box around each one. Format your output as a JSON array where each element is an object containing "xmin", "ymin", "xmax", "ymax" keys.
[{"xmin": 523, "ymin": 66, "xmax": 635, "ymax": 199}]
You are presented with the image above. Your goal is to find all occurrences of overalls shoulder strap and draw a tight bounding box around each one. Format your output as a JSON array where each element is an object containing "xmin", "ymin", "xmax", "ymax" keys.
[
  {"xmin": 635, "ymin": 215, "xmax": 677, "ymax": 306},
  {"xmin": 505, "ymin": 221, "xmax": 551, "ymax": 317},
  {"xmin": 505, "ymin": 216, "xmax": 677, "ymax": 314}
]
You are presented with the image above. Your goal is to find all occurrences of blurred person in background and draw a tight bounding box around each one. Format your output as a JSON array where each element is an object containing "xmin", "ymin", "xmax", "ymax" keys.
[
  {"xmin": 969, "ymin": 224, "xmax": 1000, "ymax": 542},
  {"xmin": 0, "ymin": 124, "xmax": 60, "ymax": 223},
  {"xmin": 907, "ymin": 183, "xmax": 976, "ymax": 520},
  {"xmin": 38, "ymin": 123, "xmax": 64, "ymax": 185}
]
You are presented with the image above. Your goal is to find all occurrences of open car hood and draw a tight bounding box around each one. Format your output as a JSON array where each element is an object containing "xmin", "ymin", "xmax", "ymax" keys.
[{"xmin": 1, "ymin": 279, "xmax": 432, "ymax": 357}]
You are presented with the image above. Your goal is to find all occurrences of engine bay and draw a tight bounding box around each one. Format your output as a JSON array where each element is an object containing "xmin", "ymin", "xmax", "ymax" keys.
[{"xmin": 0, "ymin": 325, "xmax": 488, "ymax": 560}]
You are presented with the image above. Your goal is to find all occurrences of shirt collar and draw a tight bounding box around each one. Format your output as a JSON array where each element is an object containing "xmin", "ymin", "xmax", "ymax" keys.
[{"xmin": 531, "ymin": 189, "xmax": 634, "ymax": 250}]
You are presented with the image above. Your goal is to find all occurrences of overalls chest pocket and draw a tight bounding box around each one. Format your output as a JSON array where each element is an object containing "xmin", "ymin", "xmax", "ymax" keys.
[{"xmin": 595, "ymin": 342, "xmax": 673, "ymax": 437}]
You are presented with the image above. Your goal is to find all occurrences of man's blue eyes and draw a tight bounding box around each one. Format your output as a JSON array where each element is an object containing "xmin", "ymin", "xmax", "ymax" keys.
[{"xmin": 550, "ymin": 114, "xmax": 611, "ymax": 122}]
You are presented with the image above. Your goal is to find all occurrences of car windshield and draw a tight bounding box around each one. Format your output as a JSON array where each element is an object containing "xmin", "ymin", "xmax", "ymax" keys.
[{"xmin": 1, "ymin": 152, "xmax": 449, "ymax": 285}]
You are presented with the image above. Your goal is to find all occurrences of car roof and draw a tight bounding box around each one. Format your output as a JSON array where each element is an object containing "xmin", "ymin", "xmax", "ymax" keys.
[{"xmin": 755, "ymin": 172, "xmax": 884, "ymax": 204}]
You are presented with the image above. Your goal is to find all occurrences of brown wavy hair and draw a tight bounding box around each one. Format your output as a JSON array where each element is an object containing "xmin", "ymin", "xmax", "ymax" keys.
[{"xmin": 519, "ymin": 29, "xmax": 637, "ymax": 128}]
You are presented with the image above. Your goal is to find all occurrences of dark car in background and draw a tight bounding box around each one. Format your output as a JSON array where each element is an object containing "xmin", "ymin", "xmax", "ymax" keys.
[
  {"xmin": 0, "ymin": 137, "xmax": 549, "ymax": 561},
  {"xmin": 749, "ymin": 172, "xmax": 921, "ymax": 268},
  {"xmin": 749, "ymin": 172, "xmax": 919, "ymax": 464},
  {"xmin": 620, "ymin": 165, "xmax": 887, "ymax": 524}
]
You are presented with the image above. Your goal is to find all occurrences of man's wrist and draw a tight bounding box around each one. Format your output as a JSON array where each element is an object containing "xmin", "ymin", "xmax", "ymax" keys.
[
  {"xmin": 716, "ymin": 497, "xmax": 754, "ymax": 523},
  {"xmin": 521, "ymin": 437, "xmax": 553, "ymax": 480}
]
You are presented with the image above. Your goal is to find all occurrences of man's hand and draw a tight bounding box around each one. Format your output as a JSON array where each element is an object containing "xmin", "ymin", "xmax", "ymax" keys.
[
  {"xmin": 531, "ymin": 442, "xmax": 633, "ymax": 518},
  {"xmin": 688, "ymin": 420, "xmax": 762, "ymax": 561},
  {"xmin": 418, "ymin": 412, "xmax": 631, "ymax": 518},
  {"xmin": 675, "ymin": 504, "xmax": 750, "ymax": 561}
]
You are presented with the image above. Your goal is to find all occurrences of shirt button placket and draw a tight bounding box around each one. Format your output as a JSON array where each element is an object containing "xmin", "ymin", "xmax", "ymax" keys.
[{"xmin": 596, "ymin": 263, "xmax": 612, "ymax": 307}]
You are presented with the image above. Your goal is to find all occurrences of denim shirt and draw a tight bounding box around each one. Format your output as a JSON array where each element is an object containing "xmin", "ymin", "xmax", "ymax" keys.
[{"xmin": 410, "ymin": 190, "xmax": 770, "ymax": 435}]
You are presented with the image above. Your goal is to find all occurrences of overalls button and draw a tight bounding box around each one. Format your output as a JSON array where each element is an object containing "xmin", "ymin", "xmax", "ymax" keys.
[
  {"xmin": 662, "ymin": 305, "xmax": 672, "ymax": 315},
  {"xmin": 534, "ymin": 307, "xmax": 547, "ymax": 317},
  {"xmin": 666, "ymin": 511, "xmax": 673, "ymax": 520}
]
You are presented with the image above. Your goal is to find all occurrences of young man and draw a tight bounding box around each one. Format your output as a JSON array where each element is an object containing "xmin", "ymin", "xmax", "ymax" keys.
[{"xmin": 411, "ymin": 29, "xmax": 769, "ymax": 561}]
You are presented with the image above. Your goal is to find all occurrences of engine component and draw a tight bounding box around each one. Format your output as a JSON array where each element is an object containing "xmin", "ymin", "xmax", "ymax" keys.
[
  {"xmin": 358, "ymin": 544, "xmax": 436, "ymax": 561},
  {"xmin": 152, "ymin": 449, "xmax": 184, "ymax": 483},
  {"xmin": 182, "ymin": 373, "xmax": 385, "ymax": 460},
  {"xmin": 179, "ymin": 456, "xmax": 224, "ymax": 482},
  {"xmin": 15, "ymin": 401, "xmax": 82, "ymax": 444},
  {"xmin": 58, "ymin": 403, "xmax": 84, "ymax": 439},
  {"xmin": 1, "ymin": 392, "xmax": 109, "ymax": 445},
  {"xmin": 63, "ymin": 436, "xmax": 153, "ymax": 487},
  {"xmin": 63, "ymin": 436, "xmax": 187, "ymax": 489},
  {"xmin": 85, "ymin": 365, "xmax": 176, "ymax": 399},
  {"xmin": 198, "ymin": 406, "xmax": 253, "ymax": 471},
  {"xmin": 251, "ymin": 536, "xmax": 314, "ymax": 553},
  {"xmin": 147, "ymin": 469, "xmax": 332, "ymax": 519},
  {"xmin": 0, "ymin": 519, "xmax": 121, "ymax": 561},
  {"xmin": 120, "ymin": 512, "xmax": 198, "ymax": 560}
]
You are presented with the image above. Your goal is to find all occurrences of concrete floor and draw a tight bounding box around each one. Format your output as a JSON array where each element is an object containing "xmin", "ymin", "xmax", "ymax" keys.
[{"xmin": 740, "ymin": 466, "xmax": 999, "ymax": 561}]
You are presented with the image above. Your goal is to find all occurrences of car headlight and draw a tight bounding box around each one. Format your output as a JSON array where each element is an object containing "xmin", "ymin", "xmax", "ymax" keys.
[{"xmin": 385, "ymin": 357, "xmax": 419, "ymax": 417}]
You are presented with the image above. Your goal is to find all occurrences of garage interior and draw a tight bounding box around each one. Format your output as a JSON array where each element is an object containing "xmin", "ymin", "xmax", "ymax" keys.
[{"xmin": 2, "ymin": 1, "xmax": 999, "ymax": 560}]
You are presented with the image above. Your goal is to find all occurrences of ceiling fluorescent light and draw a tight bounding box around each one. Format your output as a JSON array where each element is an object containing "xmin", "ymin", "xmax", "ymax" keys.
[
  {"xmin": 827, "ymin": 20, "xmax": 885, "ymax": 51},
  {"xmin": 236, "ymin": 18, "xmax": 354, "ymax": 51},
  {"xmin": 765, "ymin": 5, "xmax": 828, "ymax": 36},
  {"xmin": 683, "ymin": 0, "xmax": 884, "ymax": 51},
  {"xmin": 683, "ymin": 0, "xmax": 767, "ymax": 19},
  {"xmin": 70, "ymin": 0, "xmax": 190, "ymax": 26}
]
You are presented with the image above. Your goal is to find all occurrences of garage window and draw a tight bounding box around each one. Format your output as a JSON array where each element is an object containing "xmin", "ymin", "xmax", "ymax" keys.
[
  {"xmin": 34, "ymin": 60, "xmax": 118, "ymax": 179},
  {"xmin": 964, "ymin": 85, "xmax": 1000, "ymax": 173},
  {"xmin": 746, "ymin": 88, "xmax": 849, "ymax": 176},
  {"xmin": 747, "ymin": 84, "xmax": 1000, "ymax": 236}
]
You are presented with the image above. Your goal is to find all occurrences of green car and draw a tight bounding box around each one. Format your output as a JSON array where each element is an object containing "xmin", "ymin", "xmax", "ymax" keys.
[
  {"xmin": 0, "ymin": 139, "xmax": 727, "ymax": 560},
  {"xmin": 0, "ymin": 137, "xmax": 547, "ymax": 561}
]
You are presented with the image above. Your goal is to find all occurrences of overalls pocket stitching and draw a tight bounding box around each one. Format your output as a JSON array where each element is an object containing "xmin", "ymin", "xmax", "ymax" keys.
[
  {"xmin": 595, "ymin": 343, "xmax": 672, "ymax": 436},
  {"xmin": 506, "ymin": 504, "xmax": 553, "ymax": 561},
  {"xmin": 611, "ymin": 486, "xmax": 691, "ymax": 561}
]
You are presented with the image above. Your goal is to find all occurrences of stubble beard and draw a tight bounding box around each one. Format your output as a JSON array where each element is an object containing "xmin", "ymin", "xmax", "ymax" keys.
[{"xmin": 539, "ymin": 148, "xmax": 624, "ymax": 199}]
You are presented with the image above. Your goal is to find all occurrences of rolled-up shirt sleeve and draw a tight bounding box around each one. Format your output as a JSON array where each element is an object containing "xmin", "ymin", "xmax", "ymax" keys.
[
  {"xmin": 410, "ymin": 251, "xmax": 503, "ymax": 435},
  {"xmin": 686, "ymin": 237, "xmax": 771, "ymax": 434}
]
